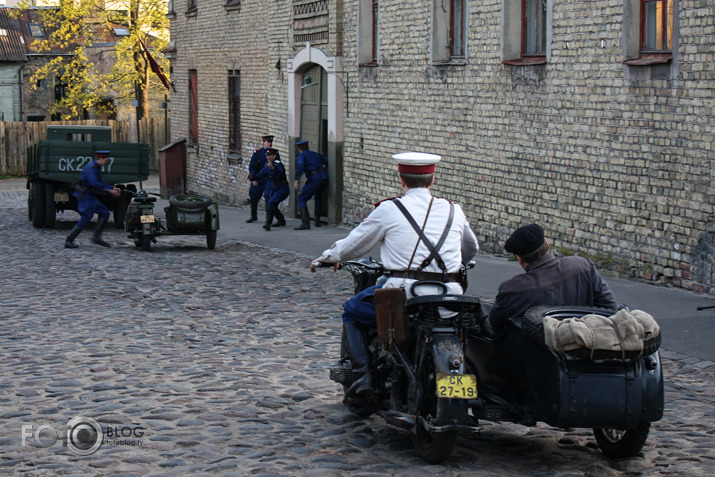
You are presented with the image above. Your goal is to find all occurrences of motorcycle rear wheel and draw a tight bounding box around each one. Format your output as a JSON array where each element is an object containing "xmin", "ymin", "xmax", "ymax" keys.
[
  {"xmin": 410, "ymin": 352, "xmax": 457, "ymax": 464},
  {"xmin": 141, "ymin": 234, "xmax": 152, "ymax": 251},
  {"xmin": 593, "ymin": 421, "xmax": 651, "ymax": 458}
]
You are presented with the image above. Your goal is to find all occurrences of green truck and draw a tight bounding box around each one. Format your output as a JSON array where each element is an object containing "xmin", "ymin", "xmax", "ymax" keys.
[{"xmin": 26, "ymin": 125, "xmax": 150, "ymax": 228}]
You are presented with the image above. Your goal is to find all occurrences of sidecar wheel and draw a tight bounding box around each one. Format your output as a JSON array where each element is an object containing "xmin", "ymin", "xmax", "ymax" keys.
[
  {"xmin": 593, "ymin": 421, "xmax": 651, "ymax": 458},
  {"xmin": 411, "ymin": 352, "xmax": 457, "ymax": 464},
  {"xmin": 169, "ymin": 194, "xmax": 212, "ymax": 210},
  {"xmin": 206, "ymin": 229, "xmax": 217, "ymax": 249}
]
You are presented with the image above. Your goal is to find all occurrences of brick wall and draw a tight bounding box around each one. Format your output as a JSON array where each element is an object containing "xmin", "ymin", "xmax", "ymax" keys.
[
  {"xmin": 337, "ymin": 0, "xmax": 714, "ymax": 293},
  {"xmin": 170, "ymin": 0, "xmax": 714, "ymax": 294}
]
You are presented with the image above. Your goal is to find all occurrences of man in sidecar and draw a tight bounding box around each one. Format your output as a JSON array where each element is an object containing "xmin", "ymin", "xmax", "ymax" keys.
[
  {"xmin": 311, "ymin": 152, "xmax": 479, "ymax": 399},
  {"xmin": 483, "ymin": 223, "xmax": 617, "ymax": 337}
]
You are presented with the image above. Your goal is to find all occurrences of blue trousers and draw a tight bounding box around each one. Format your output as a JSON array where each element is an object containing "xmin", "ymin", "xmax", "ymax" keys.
[
  {"xmin": 76, "ymin": 196, "xmax": 110, "ymax": 229},
  {"xmin": 297, "ymin": 177, "xmax": 328, "ymax": 209}
]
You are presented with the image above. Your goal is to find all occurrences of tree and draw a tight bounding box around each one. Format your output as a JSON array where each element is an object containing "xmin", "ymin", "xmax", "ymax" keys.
[{"xmin": 13, "ymin": 0, "xmax": 169, "ymax": 120}]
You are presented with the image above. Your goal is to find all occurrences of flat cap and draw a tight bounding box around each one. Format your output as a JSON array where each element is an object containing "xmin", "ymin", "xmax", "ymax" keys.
[
  {"xmin": 296, "ymin": 140, "xmax": 309, "ymax": 148},
  {"xmin": 392, "ymin": 152, "xmax": 441, "ymax": 174},
  {"xmin": 262, "ymin": 135, "xmax": 274, "ymax": 141},
  {"xmin": 504, "ymin": 224, "xmax": 545, "ymax": 255}
]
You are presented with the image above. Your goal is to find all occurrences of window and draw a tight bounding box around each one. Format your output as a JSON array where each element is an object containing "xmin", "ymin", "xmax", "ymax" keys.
[
  {"xmin": 187, "ymin": 0, "xmax": 197, "ymax": 14},
  {"xmin": 501, "ymin": 0, "xmax": 550, "ymax": 65},
  {"xmin": 432, "ymin": 0, "xmax": 468, "ymax": 63},
  {"xmin": 27, "ymin": 23, "xmax": 45, "ymax": 38},
  {"xmin": 189, "ymin": 70, "xmax": 198, "ymax": 143},
  {"xmin": 228, "ymin": 70, "xmax": 241, "ymax": 152},
  {"xmin": 358, "ymin": 0, "xmax": 378, "ymax": 65},
  {"xmin": 450, "ymin": 0, "xmax": 465, "ymax": 58},
  {"xmin": 523, "ymin": 0, "xmax": 546, "ymax": 57},
  {"xmin": 624, "ymin": 0, "xmax": 675, "ymax": 66},
  {"xmin": 642, "ymin": 0, "xmax": 673, "ymax": 53}
]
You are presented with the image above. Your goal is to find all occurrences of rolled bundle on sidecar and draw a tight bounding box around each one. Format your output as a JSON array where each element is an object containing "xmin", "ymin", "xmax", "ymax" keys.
[{"xmin": 465, "ymin": 305, "xmax": 664, "ymax": 459}]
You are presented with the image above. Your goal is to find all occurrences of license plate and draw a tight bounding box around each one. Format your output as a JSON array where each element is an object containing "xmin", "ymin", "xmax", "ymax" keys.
[
  {"xmin": 54, "ymin": 192, "xmax": 69, "ymax": 202},
  {"xmin": 140, "ymin": 215, "xmax": 155, "ymax": 223},
  {"xmin": 436, "ymin": 373, "xmax": 477, "ymax": 399}
]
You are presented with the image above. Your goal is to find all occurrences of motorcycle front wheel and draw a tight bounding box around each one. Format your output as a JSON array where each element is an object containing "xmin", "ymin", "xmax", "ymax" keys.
[
  {"xmin": 593, "ymin": 421, "xmax": 651, "ymax": 458},
  {"xmin": 410, "ymin": 352, "xmax": 457, "ymax": 464}
]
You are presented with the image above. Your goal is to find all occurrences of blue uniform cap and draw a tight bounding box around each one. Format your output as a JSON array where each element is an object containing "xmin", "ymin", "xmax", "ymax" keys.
[
  {"xmin": 95, "ymin": 150, "xmax": 111, "ymax": 157},
  {"xmin": 296, "ymin": 140, "xmax": 309, "ymax": 148},
  {"xmin": 266, "ymin": 148, "xmax": 279, "ymax": 155}
]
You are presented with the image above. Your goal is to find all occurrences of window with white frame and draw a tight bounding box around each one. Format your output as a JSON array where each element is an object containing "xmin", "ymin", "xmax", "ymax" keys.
[{"xmin": 432, "ymin": 0, "xmax": 468, "ymax": 64}]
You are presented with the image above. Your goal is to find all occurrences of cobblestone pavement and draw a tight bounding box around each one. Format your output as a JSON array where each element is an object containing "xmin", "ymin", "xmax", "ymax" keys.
[{"xmin": 0, "ymin": 202, "xmax": 713, "ymax": 476}]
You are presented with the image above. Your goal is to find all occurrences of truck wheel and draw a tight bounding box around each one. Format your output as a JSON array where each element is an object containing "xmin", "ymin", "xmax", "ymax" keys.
[
  {"xmin": 593, "ymin": 422, "xmax": 651, "ymax": 458},
  {"xmin": 113, "ymin": 191, "xmax": 130, "ymax": 229},
  {"xmin": 206, "ymin": 230, "xmax": 217, "ymax": 249},
  {"xmin": 31, "ymin": 183, "xmax": 46, "ymax": 228},
  {"xmin": 169, "ymin": 194, "xmax": 212, "ymax": 210},
  {"xmin": 27, "ymin": 187, "xmax": 33, "ymax": 221},
  {"xmin": 43, "ymin": 183, "xmax": 56, "ymax": 229}
]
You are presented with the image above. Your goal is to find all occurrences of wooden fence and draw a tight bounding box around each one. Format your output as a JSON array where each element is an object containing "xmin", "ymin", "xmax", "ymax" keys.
[{"xmin": 0, "ymin": 118, "xmax": 169, "ymax": 177}]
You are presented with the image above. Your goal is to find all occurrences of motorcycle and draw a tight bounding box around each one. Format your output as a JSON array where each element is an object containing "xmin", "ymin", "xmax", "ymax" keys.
[
  {"xmin": 124, "ymin": 189, "xmax": 219, "ymax": 251},
  {"xmin": 324, "ymin": 258, "xmax": 664, "ymax": 463}
]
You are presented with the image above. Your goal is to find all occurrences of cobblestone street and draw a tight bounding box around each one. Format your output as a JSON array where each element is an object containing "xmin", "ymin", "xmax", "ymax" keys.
[{"xmin": 0, "ymin": 202, "xmax": 713, "ymax": 476}]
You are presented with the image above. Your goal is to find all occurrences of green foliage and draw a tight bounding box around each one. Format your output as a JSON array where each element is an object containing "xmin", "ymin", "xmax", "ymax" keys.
[{"xmin": 13, "ymin": 0, "xmax": 169, "ymax": 120}]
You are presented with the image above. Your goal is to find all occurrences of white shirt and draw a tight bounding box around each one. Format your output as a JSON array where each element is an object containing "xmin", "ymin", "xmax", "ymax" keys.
[{"xmin": 321, "ymin": 188, "xmax": 479, "ymax": 299}]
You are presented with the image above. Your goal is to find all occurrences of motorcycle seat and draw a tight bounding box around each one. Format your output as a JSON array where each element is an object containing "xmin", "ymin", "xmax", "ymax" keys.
[
  {"xmin": 134, "ymin": 196, "xmax": 156, "ymax": 204},
  {"xmin": 406, "ymin": 294, "xmax": 482, "ymax": 314}
]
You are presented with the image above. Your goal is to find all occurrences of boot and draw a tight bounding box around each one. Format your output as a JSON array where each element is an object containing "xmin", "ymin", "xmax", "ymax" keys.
[
  {"xmin": 263, "ymin": 208, "xmax": 274, "ymax": 231},
  {"xmin": 272, "ymin": 209, "xmax": 286, "ymax": 227},
  {"xmin": 64, "ymin": 226, "xmax": 82, "ymax": 249},
  {"xmin": 294, "ymin": 207, "xmax": 311, "ymax": 230},
  {"xmin": 246, "ymin": 202, "xmax": 258, "ymax": 223},
  {"xmin": 92, "ymin": 217, "xmax": 111, "ymax": 247},
  {"xmin": 314, "ymin": 204, "xmax": 322, "ymax": 227},
  {"xmin": 344, "ymin": 321, "xmax": 373, "ymax": 399}
]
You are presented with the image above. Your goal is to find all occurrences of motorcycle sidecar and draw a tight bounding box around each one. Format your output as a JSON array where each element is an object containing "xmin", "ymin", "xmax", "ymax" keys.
[
  {"xmin": 163, "ymin": 194, "xmax": 220, "ymax": 249},
  {"xmin": 465, "ymin": 306, "xmax": 664, "ymax": 459}
]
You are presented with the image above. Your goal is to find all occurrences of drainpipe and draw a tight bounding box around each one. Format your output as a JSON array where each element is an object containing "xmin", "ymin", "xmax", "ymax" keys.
[{"xmin": 19, "ymin": 62, "xmax": 28, "ymax": 121}]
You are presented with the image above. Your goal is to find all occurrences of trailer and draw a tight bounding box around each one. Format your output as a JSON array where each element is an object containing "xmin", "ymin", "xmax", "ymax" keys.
[{"xmin": 26, "ymin": 125, "xmax": 150, "ymax": 228}]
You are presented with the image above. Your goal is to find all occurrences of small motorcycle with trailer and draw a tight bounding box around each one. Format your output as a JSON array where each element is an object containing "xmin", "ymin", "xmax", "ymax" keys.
[
  {"xmin": 324, "ymin": 258, "xmax": 664, "ymax": 464},
  {"xmin": 124, "ymin": 189, "xmax": 219, "ymax": 251}
]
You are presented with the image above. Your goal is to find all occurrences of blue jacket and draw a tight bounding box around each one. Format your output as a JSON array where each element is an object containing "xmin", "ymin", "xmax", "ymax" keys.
[
  {"xmin": 248, "ymin": 148, "xmax": 269, "ymax": 184},
  {"xmin": 73, "ymin": 160, "xmax": 113, "ymax": 199},
  {"xmin": 295, "ymin": 149, "xmax": 328, "ymax": 182}
]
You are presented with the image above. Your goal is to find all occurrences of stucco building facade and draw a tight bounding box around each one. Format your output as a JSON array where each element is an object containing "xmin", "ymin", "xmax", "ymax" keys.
[{"xmin": 167, "ymin": 0, "xmax": 714, "ymax": 294}]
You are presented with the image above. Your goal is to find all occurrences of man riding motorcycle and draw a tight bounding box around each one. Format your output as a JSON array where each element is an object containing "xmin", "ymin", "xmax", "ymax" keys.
[{"xmin": 311, "ymin": 152, "xmax": 479, "ymax": 399}]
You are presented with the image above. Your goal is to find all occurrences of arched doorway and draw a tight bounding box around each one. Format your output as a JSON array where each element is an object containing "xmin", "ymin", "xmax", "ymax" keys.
[{"xmin": 286, "ymin": 43, "xmax": 344, "ymax": 224}]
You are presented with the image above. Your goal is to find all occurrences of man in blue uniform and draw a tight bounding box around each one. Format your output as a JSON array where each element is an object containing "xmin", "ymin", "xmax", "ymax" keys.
[
  {"xmin": 246, "ymin": 135, "xmax": 276, "ymax": 223},
  {"xmin": 64, "ymin": 150, "xmax": 121, "ymax": 249},
  {"xmin": 293, "ymin": 140, "xmax": 328, "ymax": 230},
  {"xmin": 256, "ymin": 148, "xmax": 290, "ymax": 231}
]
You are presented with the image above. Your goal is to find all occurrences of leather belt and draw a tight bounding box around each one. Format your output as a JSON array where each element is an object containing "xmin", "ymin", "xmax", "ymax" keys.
[
  {"xmin": 272, "ymin": 180, "xmax": 288, "ymax": 186},
  {"xmin": 388, "ymin": 270, "xmax": 460, "ymax": 282}
]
